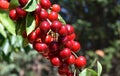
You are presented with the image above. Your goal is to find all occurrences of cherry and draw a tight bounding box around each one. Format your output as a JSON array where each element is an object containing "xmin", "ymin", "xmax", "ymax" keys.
[
  {"xmin": 18, "ymin": 0, "xmax": 28, "ymax": 7},
  {"xmin": 51, "ymin": 57, "xmax": 61, "ymax": 66},
  {"xmin": 51, "ymin": 20, "xmax": 62, "ymax": 33},
  {"xmin": 49, "ymin": 41, "xmax": 59, "ymax": 52},
  {"xmin": 22, "ymin": 30, "xmax": 27, "ymax": 38},
  {"xmin": 35, "ymin": 4, "xmax": 41, "ymax": 15},
  {"xmin": 39, "ymin": 9, "xmax": 48, "ymax": 20},
  {"xmin": 58, "ymin": 36, "xmax": 68, "ymax": 44},
  {"xmin": 28, "ymin": 31, "xmax": 36, "ymax": 43},
  {"xmin": 16, "ymin": 7, "xmax": 27, "ymax": 18},
  {"xmin": 33, "ymin": 42, "xmax": 48, "ymax": 53},
  {"xmin": 0, "ymin": 0, "xmax": 9, "ymax": 9},
  {"xmin": 66, "ymin": 24, "xmax": 74, "ymax": 35},
  {"xmin": 75, "ymin": 56, "xmax": 87, "ymax": 68},
  {"xmin": 60, "ymin": 48, "xmax": 71, "ymax": 58},
  {"xmin": 52, "ymin": 4, "xmax": 61, "ymax": 12},
  {"xmin": 44, "ymin": 35, "xmax": 52, "ymax": 44},
  {"xmin": 71, "ymin": 41, "xmax": 81, "ymax": 52},
  {"xmin": 9, "ymin": 9, "xmax": 18, "ymax": 20},
  {"xmin": 35, "ymin": 27, "xmax": 41, "ymax": 36},
  {"xmin": 66, "ymin": 55, "xmax": 75, "ymax": 65},
  {"xmin": 48, "ymin": 11, "xmax": 58, "ymax": 21},
  {"xmin": 67, "ymin": 33, "xmax": 76, "ymax": 41},
  {"xmin": 58, "ymin": 25, "xmax": 68, "ymax": 36},
  {"xmin": 65, "ymin": 40, "xmax": 73, "ymax": 49},
  {"xmin": 58, "ymin": 64, "xmax": 69, "ymax": 75},
  {"xmin": 40, "ymin": 21, "xmax": 50, "ymax": 33},
  {"xmin": 40, "ymin": 0, "xmax": 51, "ymax": 9}
]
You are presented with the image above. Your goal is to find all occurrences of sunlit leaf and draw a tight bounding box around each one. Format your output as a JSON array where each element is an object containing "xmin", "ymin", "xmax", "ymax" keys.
[{"xmin": 97, "ymin": 61, "xmax": 102, "ymax": 76}]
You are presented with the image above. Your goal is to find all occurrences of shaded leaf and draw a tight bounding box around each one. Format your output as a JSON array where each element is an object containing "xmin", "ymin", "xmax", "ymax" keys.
[
  {"xmin": 23, "ymin": 0, "xmax": 37, "ymax": 12},
  {"xmin": 26, "ymin": 13, "xmax": 35, "ymax": 35},
  {"xmin": 58, "ymin": 14, "xmax": 66, "ymax": 25},
  {"xmin": 0, "ymin": 23, "xmax": 7, "ymax": 38}
]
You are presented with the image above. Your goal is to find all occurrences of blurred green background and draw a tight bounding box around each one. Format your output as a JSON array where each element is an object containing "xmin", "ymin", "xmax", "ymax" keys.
[{"xmin": 0, "ymin": 0, "xmax": 120, "ymax": 76}]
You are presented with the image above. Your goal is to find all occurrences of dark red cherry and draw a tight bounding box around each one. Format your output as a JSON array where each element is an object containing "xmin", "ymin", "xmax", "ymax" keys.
[
  {"xmin": 60, "ymin": 48, "xmax": 71, "ymax": 58},
  {"xmin": 18, "ymin": 0, "xmax": 28, "ymax": 7},
  {"xmin": 16, "ymin": 7, "xmax": 27, "ymax": 18},
  {"xmin": 40, "ymin": 0, "xmax": 51, "ymax": 9},
  {"xmin": 51, "ymin": 57, "xmax": 61, "ymax": 66},
  {"xmin": 39, "ymin": 9, "xmax": 48, "ymax": 20},
  {"xmin": 71, "ymin": 41, "xmax": 81, "ymax": 52},
  {"xmin": 48, "ymin": 11, "xmax": 58, "ymax": 21},
  {"xmin": 66, "ymin": 24, "xmax": 74, "ymax": 35},
  {"xmin": 58, "ymin": 25, "xmax": 68, "ymax": 36},
  {"xmin": 40, "ymin": 21, "xmax": 50, "ymax": 33},
  {"xmin": 9, "ymin": 9, "xmax": 18, "ymax": 20},
  {"xmin": 28, "ymin": 31, "xmax": 36, "ymax": 43}
]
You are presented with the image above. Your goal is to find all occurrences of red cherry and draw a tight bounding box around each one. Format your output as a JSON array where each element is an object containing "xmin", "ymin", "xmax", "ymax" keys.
[
  {"xmin": 48, "ymin": 11, "xmax": 58, "ymax": 21},
  {"xmin": 40, "ymin": 21, "xmax": 50, "ymax": 33},
  {"xmin": 40, "ymin": 0, "xmax": 51, "ymax": 9},
  {"xmin": 9, "ymin": 9, "xmax": 18, "ymax": 20},
  {"xmin": 65, "ymin": 40, "xmax": 73, "ymax": 49},
  {"xmin": 67, "ymin": 33, "xmax": 76, "ymax": 41},
  {"xmin": 18, "ymin": 0, "xmax": 28, "ymax": 7},
  {"xmin": 71, "ymin": 41, "xmax": 81, "ymax": 52},
  {"xmin": 66, "ymin": 24, "xmax": 74, "ymax": 35},
  {"xmin": 52, "ymin": 4, "xmax": 61, "ymax": 12},
  {"xmin": 58, "ymin": 36, "xmax": 68, "ymax": 44},
  {"xmin": 33, "ymin": 43, "xmax": 48, "ymax": 53},
  {"xmin": 67, "ymin": 73, "xmax": 74, "ymax": 76},
  {"xmin": 28, "ymin": 31, "xmax": 36, "ymax": 43},
  {"xmin": 51, "ymin": 20, "xmax": 62, "ymax": 33},
  {"xmin": 16, "ymin": 7, "xmax": 27, "ymax": 18},
  {"xmin": 66, "ymin": 55, "xmax": 75, "ymax": 65},
  {"xmin": 35, "ymin": 27, "xmax": 41, "ymax": 36},
  {"xmin": 58, "ymin": 25, "xmax": 68, "ymax": 36},
  {"xmin": 39, "ymin": 9, "xmax": 48, "ymax": 20},
  {"xmin": 44, "ymin": 35, "xmax": 52, "ymax": 44},
  {"xmin": 75, "ymin": 56, "xmax": 87, "ymax": 68},
  {"xmin": 35, "ymin": 14, "xmax": 40, "ymax": 27},
  {"xmin": 60, "ymin": 48, "xmax": 71, "ymax": 58},
  {"xmin": 51, "ymin": 57, "xmax": 61, "ymax": 66},
  {"xmin": 35, "ymin": 4, "xmax": 41, "ymax": 15},
  {"xmin": 49, "ymin": 41, "xmax": 59, "ymax": 52},
  {"xmin": 0, "ymin": 0, "xmax": 9, "ymax": 9},
  {"xmin": 58, "ymin": 64, "xmax": 69, "ymax": 75},
  {"xmin": 22, "ymin": 30, "xmax": 27, "ymax": 38}
]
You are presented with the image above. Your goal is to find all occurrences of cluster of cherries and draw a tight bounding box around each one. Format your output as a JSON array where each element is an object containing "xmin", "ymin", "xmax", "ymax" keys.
[{"xmin": 1, "ymin": 0, "xmax": 87, "ymax": 76}]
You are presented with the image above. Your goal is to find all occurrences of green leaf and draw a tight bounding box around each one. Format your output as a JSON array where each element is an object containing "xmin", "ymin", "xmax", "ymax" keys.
[
  {"xmin": 2, "ymin": 39, "xmax": 10, "ymax": 55},
  {"xmin": 0, "ymin": 23, "xmax": 7, "ymax": 38},
  {"xmin": 23, "ymin": 0, "xmax": 37, "ymax": 12},
  {"xmin": 15, "ymin": 20, "xmax": 26, "ymax": 35},
  {"xmin": 26, "ymin": 13, "xmax": 36, "ymax": 35},
  {"xmin": 79, "ymin": 68, "xmax": 97, "ymax": 76},
  {"xmin": 10, "ymin": 0, "xmax": 20, "ymax": 8},
  {"xmin": 0, "ymin": 10, "xmax": 16, "ymax": 35},
  {"xmin": 97, "ymin": 61, "xmax": 102, "ymax": 76},
  {"xmin": 58, "ymin": 14, "xmax": 66, "ymax": 25}
]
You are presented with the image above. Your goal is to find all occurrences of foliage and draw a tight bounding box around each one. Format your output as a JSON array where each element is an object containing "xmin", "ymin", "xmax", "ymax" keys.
[{"xmin": 0, "ymin": 0, "xmax": 120, "ymax": 76}]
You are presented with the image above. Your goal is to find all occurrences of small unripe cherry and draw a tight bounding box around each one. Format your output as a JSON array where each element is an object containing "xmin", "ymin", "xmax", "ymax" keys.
[
  {"xmin": 40, "ymin": 0, "xmax": 51, "ymax": 9},
  {"xmin": 39, "ymin": 9, "xmax": 48, "ymax": 20},
  {"xmin": 71, "ymin": 41, "xmax": 81, "ymax": 52},
  {"xmin": 40, "ymin": 21, "xmax": 50, "ymax": 33},
  {"xmin": 28, "ymin": 31, "xmax": 36, "ymax": 43},
  {"xmin": 9, "ymin": 9, "xmax": 18, "ymax": 20},
  {"xmin": 66, "ymin": 24, "xmax": 74, "ymax": 35},
  {"xmin": 33, "ymin": 43, "xmax": 48, "ymax": 53},
  {"xmin": 51, "ymin": 57, "xmax": 61, "ymax": 66},
  {"xmin": 51, "ymin": 20, "xmax": 62, "ymax": 33},
  {"xmin": 48, "ymin": 11, "xmax": 58, "ymax": 21},
  {"xmin": 52, "ymin": 4, "xmax": 61, "ymax": 12},
  {"xmin": 75, "ymin": 56, "xmax": 87, "ymax": 68},
  {"xmin": 60, "ymin": 48, "xmax": 71, "ymax": 58}
]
